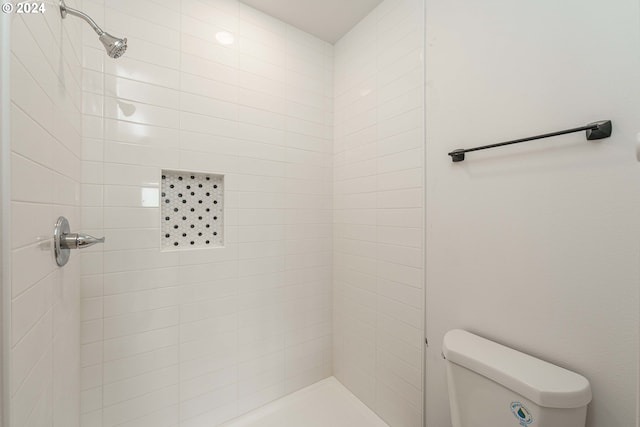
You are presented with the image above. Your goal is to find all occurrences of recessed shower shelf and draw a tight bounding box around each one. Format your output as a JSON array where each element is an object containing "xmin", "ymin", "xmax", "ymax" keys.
[{"xmin": 161, "ymin": 170, "xmax": 224, "ymax": 250}]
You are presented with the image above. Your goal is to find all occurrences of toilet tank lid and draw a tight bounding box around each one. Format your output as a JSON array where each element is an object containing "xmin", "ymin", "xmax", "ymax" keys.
[{"xmin": 442, "ymin": 329, "xmax": 592, "ymax": 409}]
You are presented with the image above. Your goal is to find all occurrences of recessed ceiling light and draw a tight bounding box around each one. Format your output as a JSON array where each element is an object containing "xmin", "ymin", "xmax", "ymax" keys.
[{"xmin": 216, "ymin": 31, "xmax": 235, "ymax": 46}]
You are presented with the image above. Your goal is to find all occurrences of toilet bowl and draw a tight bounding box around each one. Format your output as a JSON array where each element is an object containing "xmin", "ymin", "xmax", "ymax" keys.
[{"xmin": 443, "ymin": 329, "xmax": 592, "ymax": 427}]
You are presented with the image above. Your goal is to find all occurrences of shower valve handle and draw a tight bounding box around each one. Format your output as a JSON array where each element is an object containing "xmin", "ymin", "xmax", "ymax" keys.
[
  {"xmin": 60, "ymin": 233, "xmax": 105, "ymax": 249},
  {"xmin": 54, "ymin": 216, "xmax": 105, "ymax": 266}
]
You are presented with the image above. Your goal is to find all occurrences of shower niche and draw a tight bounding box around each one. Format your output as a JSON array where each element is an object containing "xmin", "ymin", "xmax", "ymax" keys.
[{"xmin": 161, "ymin": 170, "xmax": 224, "ymax": 249}]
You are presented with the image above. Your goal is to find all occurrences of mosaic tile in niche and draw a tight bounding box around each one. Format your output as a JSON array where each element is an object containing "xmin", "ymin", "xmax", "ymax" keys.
[{"xmin": 161, "ymin": 170, "xmax": 224, "ymax": 249}]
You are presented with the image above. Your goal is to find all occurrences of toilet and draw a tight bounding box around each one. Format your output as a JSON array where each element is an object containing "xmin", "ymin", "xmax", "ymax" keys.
[{"xmin": 443, "ymin": 329, "xmax": 592, "ymax": 427}]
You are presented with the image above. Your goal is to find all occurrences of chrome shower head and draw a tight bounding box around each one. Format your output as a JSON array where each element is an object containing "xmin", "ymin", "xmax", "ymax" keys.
[
  {"xmin": 60, "ymin": 0, "xmax": 128, "ymax": 59},
  {"xmin": 99, "ymin": 32, "xmax": 127, "ymax": 59}
]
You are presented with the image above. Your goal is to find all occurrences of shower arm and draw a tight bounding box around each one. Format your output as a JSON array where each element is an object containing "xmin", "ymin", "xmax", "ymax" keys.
[{"xmin": 59, "ymin": 0, "xmax": 105, "ymax": 36}]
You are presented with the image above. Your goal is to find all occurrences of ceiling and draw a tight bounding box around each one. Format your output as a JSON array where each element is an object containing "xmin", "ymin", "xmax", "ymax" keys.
[{"xmin": 239, "ymin": 0, "xmax": 383, "ymax": 44}]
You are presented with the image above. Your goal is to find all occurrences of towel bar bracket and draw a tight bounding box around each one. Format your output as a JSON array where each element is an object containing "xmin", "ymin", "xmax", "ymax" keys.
[{"xmin": 585, "ymin": 120, "xmax": 612, "ymax": 141}]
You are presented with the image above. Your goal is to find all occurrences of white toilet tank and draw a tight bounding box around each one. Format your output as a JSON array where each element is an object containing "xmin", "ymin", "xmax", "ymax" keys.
[{"xmin": 443, "ymin": 329, "xmax": 592, "ymax": 427}]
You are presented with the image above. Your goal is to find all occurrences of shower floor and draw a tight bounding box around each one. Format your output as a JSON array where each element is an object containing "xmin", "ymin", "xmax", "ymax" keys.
[{"xmin": 220, "ymin": 377, "xmax": 389, "ymax": 427}]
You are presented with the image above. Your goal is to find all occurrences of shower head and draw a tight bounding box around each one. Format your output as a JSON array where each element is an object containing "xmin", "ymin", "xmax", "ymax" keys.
[
  {"xmin": 99, "ymin": 32, "xmax": 128, "ymax": 59},
  {"xmin": 59, "ymin": 0, "xmax": 127, "ymax": 59}
]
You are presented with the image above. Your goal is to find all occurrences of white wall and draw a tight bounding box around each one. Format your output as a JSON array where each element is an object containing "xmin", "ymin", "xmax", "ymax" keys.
[
  {"xmin": 333, "ymin": 0, "xmax": 425, "ymax": 426},
  {"xmin": 7, "ymin": 2, "xmax": 84, "ymax": 426},
  {"xmin": 78, "ymin": 1, "xmax": 333, "ymax": 426},
  {"xmin": 425, "ymin": 1, "xmax": 640, "ymax": 426}
]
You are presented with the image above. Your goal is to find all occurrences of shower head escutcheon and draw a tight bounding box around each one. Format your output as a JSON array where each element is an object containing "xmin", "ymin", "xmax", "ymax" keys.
[{"xmin": 59, "ymin": 0, "xmax": 127, "ymax": 59}]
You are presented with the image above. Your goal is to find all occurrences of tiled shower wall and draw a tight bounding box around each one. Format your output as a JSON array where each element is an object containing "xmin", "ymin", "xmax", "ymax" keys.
[
  {"xmin": 333, "ymin": 0, "xmax": 425, "ymax": 426},
  {"xmin": 79, "ymin": 1, "xmax": 333, "ymax": 426},
  {"xmin": 8, "ymin": 3, "xmax": 84, "ymax": 426}
]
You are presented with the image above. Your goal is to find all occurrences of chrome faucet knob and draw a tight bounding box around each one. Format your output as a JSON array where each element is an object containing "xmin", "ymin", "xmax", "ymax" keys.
[
  {"xmin": 61, "ymin": 233, "xmax": 105, "ymax": 249},
  {"xmin": 54, "ymin": 217, "xmax": 105, "ymax": 266}
]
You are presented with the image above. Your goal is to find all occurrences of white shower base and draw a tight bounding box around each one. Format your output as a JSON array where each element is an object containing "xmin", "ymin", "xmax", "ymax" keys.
[{"xmin": 220, "ymin": 377, "xmax": 389, "ymax": 427}]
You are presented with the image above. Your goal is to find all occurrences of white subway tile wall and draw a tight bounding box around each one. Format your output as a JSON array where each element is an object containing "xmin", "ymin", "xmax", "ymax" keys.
[
  {"xmin": 79, "ymin": 1, "xmax": 333, "ymax": 426},
  {"xmin": 333, "ymin": 0, "xmax": 425, "ymax": 427},
  {"xmin": 9, "ymin": 1, "xmax": 84, "ymax": 426}
]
